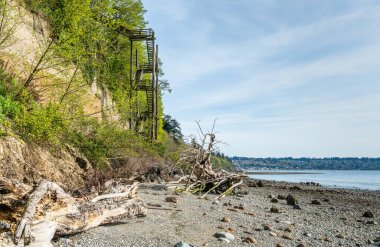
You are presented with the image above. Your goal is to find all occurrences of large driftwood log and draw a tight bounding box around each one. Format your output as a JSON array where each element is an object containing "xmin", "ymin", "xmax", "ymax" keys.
[{"xmin": 0, "ymin": 178, "xmax": 146, "ymax": 247}]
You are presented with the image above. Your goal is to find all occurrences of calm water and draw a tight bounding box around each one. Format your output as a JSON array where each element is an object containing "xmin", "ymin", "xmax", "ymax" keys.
[{"xmin": 248, "ymin": 170, "xmax": 380, "ymax": 190}]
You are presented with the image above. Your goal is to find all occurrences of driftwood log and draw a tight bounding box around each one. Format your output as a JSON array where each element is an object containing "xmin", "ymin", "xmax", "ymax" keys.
[
  {"xmin": 176, "ymin": 121, "xmax": 247, "ymax": 200},
  {"xmin": 0, "ymin": 178, "xmax": 146, "ymax": 247}
]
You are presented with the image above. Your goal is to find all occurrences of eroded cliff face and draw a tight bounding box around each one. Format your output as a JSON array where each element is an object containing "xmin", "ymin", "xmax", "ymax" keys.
[
  {"xmin": 1, "ymin": 0, "xmax": 121, "ymax": 122},
  {"xmin": 0, "ymin": 136, "xmax": 90, "ymax": 189}
]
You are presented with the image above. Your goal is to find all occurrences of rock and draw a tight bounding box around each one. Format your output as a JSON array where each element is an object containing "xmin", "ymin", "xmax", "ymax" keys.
[
  {"xmin": 217, "ymin": 225, "xmax": 226, "ymax": 230},
  {"xmin": 303, "ymin": 232, "xmax": 311, "ymax": 237},
  {"xmin": 363, "ymin": 211, "xmax": 374, "ymax": 218},
  {"xmin": 311, "ymin": 199, "xmax": 322, "ymax": 205},
  {"xmin": 257, "ymin": 180, "xmax": 264, "ymax": 187},
  {"xmin": 212, "ymin": 200, "xmax": 220, "ymax": 204},
  {"xmin": 336, "ymin": 233, "xmax": 344, "ymax": 239},
  {"xmin": 293, "ymin": 204, "xmax": 302, "ymax": 210},
  {"xmin": 277, "ymin": 195, "xmax": 286, "ymax": 200},
  {"xmin": 165, "ymin": 196, "xmax": 178, "ymax": 203},
  {"xmin": 276, "ymin": 243, "xmax": 286, "ymax": 247},
  {"xmin": 214, "ymin": 232, "xmax": 235, "ymax": 241},
  {"xmin": 270, "ymin": 207, "xmax": 280, "ymax": 213},
  {"xmin": 173, "ymin": 242, "xmax": 192, "ymax": 247},
  {"xmin": 223, "ymin": 202, "xmax": 233, "ymax": 207},
  {"xmin": 227, "ymin": 227, "xmax": 235, "ymax": 233},
  {"xmin": 284, "ymin": 226, "xmax": 292, "ymax": 232},
  {"xmin": 242, "ymin": 237, "xmax": 257, "ymax": 244},
  {"xmin": 218, "ymin": 238, "xmax": 230, "ymax": 243},
  {"xmin": 366, "ymin": 220, "xmax": 376, "ymax": 225},
  {"xmin": 340, "ymin": 217, "xmax": 348, "ymax": 221},
  {"xmin": 286, "ymin": 194, "xmax": 297, "ymax": 205},
  {"xmin": 282, "ymin": 233, "xmax": 293, "ymax": 240},
  {"xmin": 246, "ymin": 180, "xmax": 257, "ymax": 187},
  {"xmin": 244, "ymin": 211, "xmax": 256, "ymax": 216},
  {"xmin": 324, "ymin": 237, "xmax": 331, "ymax": 242},
  {"xmin": 269, "ymin": 231, "xmax": 278, "ymax": 237},
  {"xmin": 269, "ymin": 194, "xmax": 275, "ymax": 198},
  {"xmin": 271, "ymin": 198, "xmax": 279, "ymax": 203},
  {"xmin": 0, "ymin": 221, "xmax": 11, "ymax": 231},
  {"xmin": 222, "ymin": 216, "xmax": 231, "ymax": 222},
  {"xmin": 290, "ymin": 185, "xmax": 302, "ymax": 190},
  {"xmin": 237, "ymin": 204, "xmax": 245, "ymax": 210},
  {"xmin": 296, "ymin": 243, "xmax": 306, "ymax": 247},
  {"xmin": 228, "ymin": 208, "xmax": 238, "ymax": 212},
  {"xmin": 263, "ymin": 224, "xmax": 273, "ymax": 231},
  {"xmin": 236, "ymin": 191, "xmax": 249, "ymax": 195},
  {"xmin": 281, "ymin": 221, "xmax": 292, "ymax": 225}
]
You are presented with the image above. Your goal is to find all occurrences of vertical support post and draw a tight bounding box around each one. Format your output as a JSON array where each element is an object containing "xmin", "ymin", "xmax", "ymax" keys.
[
  {"xmin": 129, "ymin": 40, "xmax": 133, "ymax": 129},
  {"xmin": 135, "ymin": 48, "xmax": 139, "ymax": 130},
  {"xmin": 154, "ymin": 45, "xmax": 159, "ymax": 140},
  {"xmin": 151, "ymin": 35, "xmax": 156, "ymax": 140}
]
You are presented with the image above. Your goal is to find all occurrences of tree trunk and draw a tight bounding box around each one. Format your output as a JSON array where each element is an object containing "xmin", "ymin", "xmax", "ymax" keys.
[{"xmin": 0, "ymin": 179, "xmax": 146, "ymax": 247}]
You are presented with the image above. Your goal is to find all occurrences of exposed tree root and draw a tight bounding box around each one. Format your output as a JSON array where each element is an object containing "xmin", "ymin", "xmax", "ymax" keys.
[{"xmin": 175, "ymin": 121, "xmax": 247, "ymax": 200}]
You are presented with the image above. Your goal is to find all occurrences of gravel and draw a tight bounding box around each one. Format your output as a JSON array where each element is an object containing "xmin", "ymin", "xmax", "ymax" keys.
[{"xmin": 53, "ymin": 180, "xmax": 380, "ymax": 247}]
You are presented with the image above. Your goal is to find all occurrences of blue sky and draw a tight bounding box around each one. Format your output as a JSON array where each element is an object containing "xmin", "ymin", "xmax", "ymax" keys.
[{"xmin": 143, "ymin": 0, "xmax": 380, "ymax": 157}]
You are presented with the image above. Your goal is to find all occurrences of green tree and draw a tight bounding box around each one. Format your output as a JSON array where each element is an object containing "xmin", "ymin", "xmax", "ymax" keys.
[{"xmin": 163, "ymin": 115, "xmax": 183, "ymax": 142}]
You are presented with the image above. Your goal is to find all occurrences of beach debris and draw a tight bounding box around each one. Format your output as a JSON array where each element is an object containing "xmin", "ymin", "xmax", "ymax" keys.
[
  {"xmin": 311, "ymin": 199, "xmax": 322, "ymax": 205},
  {"xmin": 1, "ymin": 178, "xmax": 146, "ymax": 247},
  {"xmin": 175, "ymin": 121, "xmax": 247, "ymax": 200},
  {"xmin": 363, "ymin": 211, "xmax": 375, "ymax": 218},
  {"xmin": 286, "ymin": 194, "xmax": 298, "ymax": 205}
]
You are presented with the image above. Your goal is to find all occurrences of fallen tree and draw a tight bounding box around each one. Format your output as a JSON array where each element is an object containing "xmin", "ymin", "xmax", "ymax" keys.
[
  {"xmin": 175, "ymin": 121, "xmax": 247, "ymax": 200},
  {"xmin": 0, "ymin": 178, "xmax": 146, "ymax": 247}
]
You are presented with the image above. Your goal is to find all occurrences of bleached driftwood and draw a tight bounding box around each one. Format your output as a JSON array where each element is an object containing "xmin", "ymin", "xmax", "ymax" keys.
[
  {"xmin": 0, "ymin": 178, "xmax": 146, "ymax": 247},
  {"xmin": 176, "ymin": 121, "xmax": 247, "ymax": 200}
]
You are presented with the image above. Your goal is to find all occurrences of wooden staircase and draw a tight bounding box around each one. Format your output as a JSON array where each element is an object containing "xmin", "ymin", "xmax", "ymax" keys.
[{"xmin": 124, "ymin": 28, "xmax": 158, "ymax": 140}]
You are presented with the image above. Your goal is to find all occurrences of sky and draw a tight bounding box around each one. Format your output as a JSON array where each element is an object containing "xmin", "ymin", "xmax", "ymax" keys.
[{"xmin": 143, "ymin": 0, "xmax": 380, "ymax": 158}]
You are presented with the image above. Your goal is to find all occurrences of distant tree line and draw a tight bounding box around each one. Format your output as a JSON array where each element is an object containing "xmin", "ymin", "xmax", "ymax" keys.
[{"xmin": 231, "ymin": 157, "xmax": 380, "ymax": 170}]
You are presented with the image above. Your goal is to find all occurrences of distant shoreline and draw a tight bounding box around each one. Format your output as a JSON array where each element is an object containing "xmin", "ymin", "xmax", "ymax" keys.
[{"xmin": 245, "ymin": 171, "xmax": 324, "ymax": 175}]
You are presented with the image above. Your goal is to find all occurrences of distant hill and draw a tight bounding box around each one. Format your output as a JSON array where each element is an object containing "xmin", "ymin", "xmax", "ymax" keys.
[{"xmin": 231, "ymin": 157, "xmax": 380, "ymax": 170}]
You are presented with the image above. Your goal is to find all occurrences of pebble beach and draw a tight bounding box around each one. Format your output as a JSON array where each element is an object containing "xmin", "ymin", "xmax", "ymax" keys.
[{"xmin": 54, "ymin": 180, "xmax": 380, "ymax": 247}]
